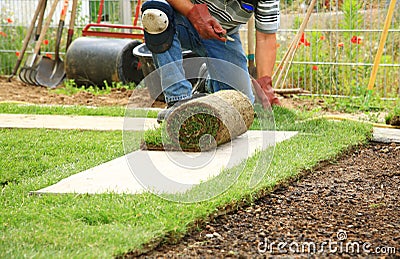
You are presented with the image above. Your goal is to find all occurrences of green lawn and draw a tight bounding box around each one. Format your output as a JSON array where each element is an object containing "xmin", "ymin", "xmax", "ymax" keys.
[
  {"xmin": 0, "ymin": 102, "xmax": 159, "ymax": 118},
  {"xmin": 0, "ymin": 107, "xmax": 372, "ymax": 258}
]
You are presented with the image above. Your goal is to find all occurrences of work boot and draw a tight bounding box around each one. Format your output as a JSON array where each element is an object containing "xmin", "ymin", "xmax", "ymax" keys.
[
  {"xmin": 252, "ymin": 75, "xmax": 281, "ymax": 108},
  {"xmin": 157, "ymin": 93, "xmax": 207, "ymax": 123}
]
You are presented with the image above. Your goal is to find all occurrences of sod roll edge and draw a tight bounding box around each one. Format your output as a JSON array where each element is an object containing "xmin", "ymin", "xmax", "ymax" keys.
[{"xmin": 164, "ymin": 90, "xmax": 255, "ymax": 152}]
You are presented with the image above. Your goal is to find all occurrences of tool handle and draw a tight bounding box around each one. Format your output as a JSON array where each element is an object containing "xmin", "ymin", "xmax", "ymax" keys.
[
  {"xmin": 32, "ymin": 0, "xmax": 60, "ymax": 62},
  {"xmin": 97, "ymin": 0, "xmax": 105, "ymax": 24},
  {"xmin": 54, "ymin": 0, "xmax": 69, "ymax": 60},
  {"xmin": 247, "ymin": 15, "xmax": 255, "ymax": 60},
  {"xmin": 8, "ymin": 0, "xmax": 46, "ymax": 80},
  {"xmin": 367, "ymin": 0, "xmax": 396, "ymax": 91},
  {"xmin": 66, "ymin": 0, "xmax": 78, "ymax": 50},
  {"xmin": 133, "ymin": 0, "xmax": 142, "ymax": 26},
  {"xmin": 247, "ymin": 15, "xmax": 256, "ymax": 78},
  {"xmin": 35, "ymin": 0, "xmax": 47, "ymax": 41}
]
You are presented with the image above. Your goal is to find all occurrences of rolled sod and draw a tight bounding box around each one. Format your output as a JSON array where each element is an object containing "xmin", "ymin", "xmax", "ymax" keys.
[{"xmin": 163, "ymin": 90, "xmax": 255, "ymax": 152}]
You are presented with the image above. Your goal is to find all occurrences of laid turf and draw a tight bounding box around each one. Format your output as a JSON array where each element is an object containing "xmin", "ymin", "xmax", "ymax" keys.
[
  {"xmin": 0, "ymin": 102, "xmax": 158, "ymax": 118},
  {"xmin": 0, "ymin": 107, "xmax": 372, "ymax": 258}
]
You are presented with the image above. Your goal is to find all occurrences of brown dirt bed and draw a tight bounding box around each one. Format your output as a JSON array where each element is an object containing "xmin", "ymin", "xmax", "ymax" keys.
[
  {"xmin": 137, "ymin": 143, "xmax": 400, "ymax": 258},
  {"xmin": 0, "ymin": 76, "xmax": 165, "ymax": 108},
  {"xmin": 0, "ymin": 76, "xmax": 326, "ymax": 111}
]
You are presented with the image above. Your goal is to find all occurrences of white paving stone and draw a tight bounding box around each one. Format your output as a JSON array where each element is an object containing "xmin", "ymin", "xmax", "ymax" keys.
[
  {"xmin": 372, "ymin": 127, "xmax": 400, "ymax": 143},
  {"xmin": 0, "ymin": 114, "xmax": 158, "ymax": 131},
  {"xmin": 33, "ymin": 130, "xmax": 298, "ymax": 195}
]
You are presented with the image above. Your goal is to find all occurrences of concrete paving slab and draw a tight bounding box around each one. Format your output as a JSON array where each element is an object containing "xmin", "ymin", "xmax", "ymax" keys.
[
  {"xmin": 33, "ymin": 130, "xmax": 298, "ymax": 195},
  {"xmin": 373, "ymin": 127, "xmax": 400, "ymax": 143},
  {"xmin": 0, "ymin": 114, "xmax": 158, "ymax": 131}
]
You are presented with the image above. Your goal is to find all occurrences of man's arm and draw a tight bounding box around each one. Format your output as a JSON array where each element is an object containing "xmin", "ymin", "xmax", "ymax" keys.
[
  {"xmin": 166, "ymin": 0, "xmax": 226, "ymax": 41},
  {"xmin": 253, "ymin": 30, "xmax": 281, "ymax": 106},
  {"xmin": 166, "ymin": 0, "xmax": 194, "ymax": 16},
  {"xmin": 255, "ymin": 30, "xmax": 277, "ymax": 78}
]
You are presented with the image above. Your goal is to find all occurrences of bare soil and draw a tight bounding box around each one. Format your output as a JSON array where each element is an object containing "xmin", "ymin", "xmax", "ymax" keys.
[
  {"xmin": 0, "ymin": 76, "xmax": 166, "ymax": 108},
  {"xmin": 1, "ymin": 76, "xmax": 399, "ymax": 258},
  {"xmin": 0, "ymin": 76, "xmax": 322, "ymax": 111},
  {"xmin": 139, "ymin": 143, "xmax": 400, "ymax": 258}
]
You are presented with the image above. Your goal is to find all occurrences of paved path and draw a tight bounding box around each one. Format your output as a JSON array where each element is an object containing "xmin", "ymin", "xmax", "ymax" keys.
[
  {"xmin": 33, "ymin": 131, "xmax": 298, "ymax": 195},
  {"xmin": 1, "ymin": 113, "xmax": 399, "ymax": 143},
  {"xmin": 372, "ymin": 127, "xmax": 400, "ymax": 143},
  {"xmin": 0, "ymin": 114, "xmax": 158, "ymax": 131}
]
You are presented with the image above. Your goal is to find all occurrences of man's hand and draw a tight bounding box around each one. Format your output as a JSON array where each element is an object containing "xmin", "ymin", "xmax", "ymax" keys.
[
  {"xmin": 187, "ymin": 4, "xmax": 226, "ymax": 42},
  {"xmin": 252, "ymin": 75, "xmax": 281, "ymax": 108}
]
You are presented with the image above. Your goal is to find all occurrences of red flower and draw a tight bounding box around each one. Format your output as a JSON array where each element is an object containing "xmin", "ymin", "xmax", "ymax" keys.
[
  {"xmin": 320, "ymin": 35, "xmax": 326, "ymax": 40},
  {"xmin": 7, "ymin": 18, "xmax": 13, "ymax": 23},
  {"xmin": 351, "ymin": 36, "xmax": 362, "ymax": 44},
  {"xmin": 0, "ymin": 31, "xmax": 6, "ymax": 37},
  {"xmin": 45, "ymin": 53, "xmax": 52, "ymax": 59},
  {"xmin": 299, "ymin": 32, "xmax": 311, "ymax": 46},
  {"xmin": 338, "ymin": 42, "xmax": 344, "ymax": 48},
  {"xmin": 43, "ymin": 39, "xmax": 49, "ymax": 45},
  {"xmin": 300, "ymin": 33, "xmax": 306, "ymax": 43},
  {"xmin": 15, "ymin": 51, "xmax": 20, "ymax": 57},
  {"xmin": 312, "ymin": 65, "xmax": 318, "ymax": 71}
]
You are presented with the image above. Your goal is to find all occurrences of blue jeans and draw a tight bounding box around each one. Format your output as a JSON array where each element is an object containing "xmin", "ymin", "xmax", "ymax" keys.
[{"xmin": 150, "ymin": 4, "xmax": 255, "ymax": 104}]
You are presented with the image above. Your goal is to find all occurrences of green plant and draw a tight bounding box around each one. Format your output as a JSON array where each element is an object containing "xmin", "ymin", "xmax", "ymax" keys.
[
  {"xmin": 340, "ymin": 0, "xmax": 363, "ymax": 37},
  {"xmin": 385, "ymin": 102, "xmax": 400, "ymax": 125},
  {"xmin": 296, "ymin": 94, "xmax": 397, "ymax": 116},
  {"xmin": 364, "ymin": 111, "xmax": 381, "ymax": 123},
  {"xmin": 52, "ymin": 79, "xmax": 135, "ymax": 96}
]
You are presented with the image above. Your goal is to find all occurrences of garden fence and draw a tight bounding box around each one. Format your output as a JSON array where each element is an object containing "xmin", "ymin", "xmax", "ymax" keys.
[{"xmin": 1, "ymin": 0, "xmax": 399, "ymax": 97}]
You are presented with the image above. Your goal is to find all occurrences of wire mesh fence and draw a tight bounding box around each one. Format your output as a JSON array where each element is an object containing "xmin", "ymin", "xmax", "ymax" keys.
[
  {"xmin": 0, "ymin": 0, "xmax": 399, "ymax": 97},
  {"xmin": 273, "ymin": 0, "xmax": 400, "ymax": 98}
]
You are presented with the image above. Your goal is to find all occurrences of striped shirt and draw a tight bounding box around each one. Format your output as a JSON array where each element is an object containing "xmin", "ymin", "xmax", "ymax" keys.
[{"xmin": 193, "ymin": 0, "xmax": 280, "ymax": 33}]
